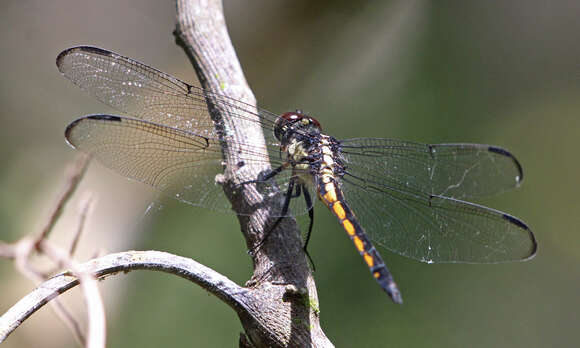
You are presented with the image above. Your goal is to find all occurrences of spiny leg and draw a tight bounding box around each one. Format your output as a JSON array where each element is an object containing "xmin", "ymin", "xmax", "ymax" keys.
[
  {"xmin": 235, "ymin": 164, "xmax": 287, "ymax": 191},
  {"xmin": 301, "ymin": 183, "xmax": 316, "ymax": 270},
  {"xmin": 241, "ymin": 164, "xmax": 312, "ymax": 266},
  {"xmin": 290, "ymin": 182, "xmax": 302, "ymax": 198},
  {"xmin": 250, "ymin": 176, "xmax": 296, "ymax": 255},
  {"xmin": 302, "ymin": 184, "xmax": 314, "ymax": 248},
  {"xmin": 257, "ymin": 163, "xmax": 287, "ymax": 182}
]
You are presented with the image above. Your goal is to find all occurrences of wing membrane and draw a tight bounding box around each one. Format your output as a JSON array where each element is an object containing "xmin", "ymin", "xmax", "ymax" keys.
[
  {"xmin": 65, "ymin": 115, "xmax": 314, "ymax": 215},
  {"xmin": 66, "ymin": 114, "xmax": 232, "ymax": 210},
  {"xmin": 56, "ymin": 46, "xmax": 281, "ymax": 144},
  {"xmin": 342, "ymin": 177, "xmax": 536, "ymax": 262},
  {"xmin": 340, "ymin": 139, "xmax": 523, "ymax": 200},
  {"xmin": 338, "ymin": 139, "xmax": 536, "ymax": 262}
]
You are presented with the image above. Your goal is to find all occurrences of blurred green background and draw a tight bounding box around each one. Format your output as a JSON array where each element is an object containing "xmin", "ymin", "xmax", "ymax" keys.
[{"xmin": 1, "ymin": 0, "xmax": 578, "ymax": 347}]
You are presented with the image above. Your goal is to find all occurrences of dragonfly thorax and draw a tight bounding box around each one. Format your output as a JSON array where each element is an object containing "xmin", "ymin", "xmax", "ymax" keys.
[{"xmin": 274, "ymin": 111, "xmax": 324, "ymax": 173}]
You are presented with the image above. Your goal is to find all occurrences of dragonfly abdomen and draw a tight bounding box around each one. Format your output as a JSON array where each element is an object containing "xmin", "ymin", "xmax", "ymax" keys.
[{"xmin": 317, "ymin": 174, "xmax": 403, "ymax": 303}]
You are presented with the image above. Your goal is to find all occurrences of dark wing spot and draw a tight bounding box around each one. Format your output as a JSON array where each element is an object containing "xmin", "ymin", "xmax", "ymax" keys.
[
  {"xmin": 64, "ymin": 115, "xmax": 122, "ymax": 148},
  {"xmin": 488, "ymin": 146, "xmax": 524, "ymax": 182},
  {"xmin": 502, "ymin": 213, "xmax": 528, "ymax": 230},
  {"xmin": 86, "ymin": 115, "xmax": 122, "ymax": 122},
  {"xmin": 502, "ymin": 213, "xmax": 538, "ymax": 258},
  {"xmin": 78, "ymin": 46, "xmax": 113, "ymax": 56},
  {"xmin": 56, "ymin": 46, "xmax": 113, "ymax": 72}
]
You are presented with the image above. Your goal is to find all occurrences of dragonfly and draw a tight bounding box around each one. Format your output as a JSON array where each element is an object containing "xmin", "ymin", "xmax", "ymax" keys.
[{"xmin": 57, "ymin": 46, "xmax": 537, "ymax": 304}]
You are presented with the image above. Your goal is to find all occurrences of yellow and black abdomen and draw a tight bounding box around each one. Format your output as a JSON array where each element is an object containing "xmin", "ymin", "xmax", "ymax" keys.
[{"xmin": 317, "ymin": 174, "xmax": 403, "ymax": 303}]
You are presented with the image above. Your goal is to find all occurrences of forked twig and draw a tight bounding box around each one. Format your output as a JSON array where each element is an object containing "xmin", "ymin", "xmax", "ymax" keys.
[
  {"xmin": 0, "ymin": 154, "xmax": 100, "ymax": 347},
  {"xmin": 40, "ymin": 241, "xmax": 105, "ymax": 348},
  {"xmin": 0, "ymin": 251, "xmax": 244, "ymax": 343}
]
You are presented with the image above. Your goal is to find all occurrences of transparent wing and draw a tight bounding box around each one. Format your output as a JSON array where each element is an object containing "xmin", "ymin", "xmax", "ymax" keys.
[
  {"xmin": 66, "ymin": 114, "xmax": 231, "ymax": 211},
  {"xmin": 340, "ymin": 138, "xmax": 523, "ymax": 200},
  {"xmin": 58, "ymin": 46, "xmax": 317, "ymax": 216},
  {"xmin": 65, "ymin": 115, "xmax": 314, "ymax": 216},
  {"xmin": 56, "ymin": 46, "xmax": 282, "ymax": 155},
  {"xmin": 339, "ymin": 139, "xmax": 536, "ymax": 263}
]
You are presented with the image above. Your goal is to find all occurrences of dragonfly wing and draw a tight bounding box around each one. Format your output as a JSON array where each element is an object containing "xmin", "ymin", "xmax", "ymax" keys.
[
  {"xmin": 340, "ymin": 175, "xmax": 536, "ymax": 263},
  {"xmin": 338, "ymin": 138, "xmax": 536, "ymax": 263},
  {"xmin": 58, "ymin": 46, "xmax": 320, "ymax": 217},
  {"xmin": 66, "ymin": 114, "xmax": 237, "ymax": 211},
  {"xmin": 66, "ymin": 114, "xmax": 314, "ymax": 217},
  {"xmin": 57, "ymin": 46, "xmax": 281, "ymax": 144},
  {"xmin": 340, "ymin": 138, "xmax": 523, "ymax": 200}
]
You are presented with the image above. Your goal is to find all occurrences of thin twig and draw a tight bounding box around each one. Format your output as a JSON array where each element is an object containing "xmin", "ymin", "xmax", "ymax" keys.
[
  {"xmin": 69, "ymin": 193, "xmax": 94, "ymax": 257},
  {"xmin": 4, "ymin": 237, "xmax": 85, "ymax": 347},
  {"xmin": 40, "ymin": 241, "xmax": 106, "ymax": 348},
  {"xmin": 12, "ymin": 240, "xmax": 87, "ymax": 346},
  {"xmin": 37, "ymin": 154, "xmax": 89, "ymax": 241},
  {"xmin": 0, "ymin": 154, "xmax": 94, "ymax": 346},
  {"xmin": 0, "ymin": 250, "xmax": 245, "ymax": 343}
]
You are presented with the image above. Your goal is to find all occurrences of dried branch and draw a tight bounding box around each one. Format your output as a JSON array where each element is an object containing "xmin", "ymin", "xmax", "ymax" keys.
[
  {"xmin": 0, "ymin": 154, "xmax": 99, "ymax": 347},
  {"xmin": 11, "ymin": 237, "xmax": 87, "ymax": 346},
  {"xmin": 39, "ymin": 240, "xmax": 106, "ymax": 348},
  {"xmin": 0, "ymin": 251, "xmax": 243, "ymax": 342},
  {"xmin": 175, "ymin": 0, "xmax": 331, "ymax": 346}
]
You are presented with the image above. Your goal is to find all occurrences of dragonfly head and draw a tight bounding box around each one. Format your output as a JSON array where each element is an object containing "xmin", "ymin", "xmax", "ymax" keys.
[{"xmin": 274, "ymin": 111, "xmax": 322, "ymax": 144}]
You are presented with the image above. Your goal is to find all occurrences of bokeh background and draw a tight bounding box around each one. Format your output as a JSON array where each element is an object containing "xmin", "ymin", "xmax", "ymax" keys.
[{"xmin": 1, "ymin": 0, "xmax": 578, "ymax": 347}]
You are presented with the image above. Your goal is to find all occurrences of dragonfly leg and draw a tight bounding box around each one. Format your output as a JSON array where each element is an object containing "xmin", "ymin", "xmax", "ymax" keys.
[
  {"xmin": 234, "ymin": 163, "xmax": 287, "ymax": 190},
  {"xmin": 301, "ymin": 183, "xmax": 316, "ymax": 271},
  {"xmin": 290, "ymin": 183, "xmax": 302, "ymax": 198},
  {"xmin": 249, "ymin": 177, "xmax": 296, "ymax": 255},
  {"xmin": 259, "ymin": 164, "xmax": 286, "ymax": 181}
]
